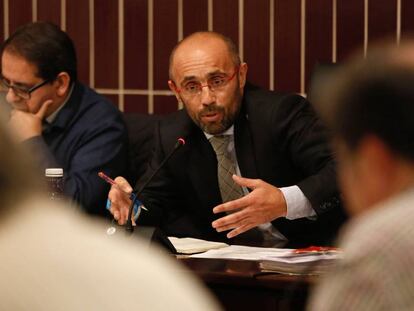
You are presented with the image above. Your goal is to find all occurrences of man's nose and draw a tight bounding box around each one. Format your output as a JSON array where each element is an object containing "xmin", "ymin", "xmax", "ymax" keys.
[{"xmin": 200, "ymin": 85, "xmax": 215, "ymax": 106}]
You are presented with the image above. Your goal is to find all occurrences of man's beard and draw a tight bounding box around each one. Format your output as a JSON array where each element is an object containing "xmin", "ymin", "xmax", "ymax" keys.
[
  {"xmin": 197, "ymin": 104, "xmax": 227, "ymax": 134},
  {"xmin": 195, "ymin": 101, "xmax": 242, "ymax": 135},
  {"xmin": 181, "ymin": 86, "xmax": 243, "ymax": 135}
]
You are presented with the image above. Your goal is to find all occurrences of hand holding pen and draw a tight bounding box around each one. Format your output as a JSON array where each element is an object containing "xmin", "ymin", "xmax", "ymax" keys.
[
  {"xmin": 98, "ymin": 171, "xmax": 148, "ymax": 211},
  {"xmin": 98, "ymin": 172, "xmax": 147, "ymax": 225}
]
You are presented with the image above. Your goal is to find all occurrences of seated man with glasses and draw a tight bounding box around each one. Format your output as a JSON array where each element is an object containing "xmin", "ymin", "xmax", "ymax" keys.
[
  {"xmin": 1, "ymin": 21, "xmax": 127, "ymax": 215},
  {"xmin": 108, "ymin": 31, "xmax": 345, "ymax": 245}
]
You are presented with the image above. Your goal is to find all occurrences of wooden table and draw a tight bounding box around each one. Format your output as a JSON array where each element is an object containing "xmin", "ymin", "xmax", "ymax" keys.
[
  {"xmin": 177, "ymin": 256, "xmax": 318, "ymax": 311},
  {"xmin": 126, "ymin": 226, "xmax": 321, "ymax": 310}
]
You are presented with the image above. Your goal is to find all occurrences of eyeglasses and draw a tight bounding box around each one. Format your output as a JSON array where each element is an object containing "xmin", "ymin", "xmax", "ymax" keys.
[
  {"xmin": 171, "ymin": 67, "xmax": 239, "ymax": 97},
  {"xmin": 0, "ymin": 77, "xmax": 50, "ymax": 100}
]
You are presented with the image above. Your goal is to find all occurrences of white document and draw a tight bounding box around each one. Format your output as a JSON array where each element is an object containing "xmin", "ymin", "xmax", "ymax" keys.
[{"xmin": 168, "ymin": 237, "xmax": 229, "ymax": 254}]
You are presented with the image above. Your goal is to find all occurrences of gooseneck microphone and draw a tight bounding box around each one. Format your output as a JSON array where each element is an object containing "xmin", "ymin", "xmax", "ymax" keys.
[{"xmin": 125, "ymin": 137, "xmax": 186, "ymax": 232}]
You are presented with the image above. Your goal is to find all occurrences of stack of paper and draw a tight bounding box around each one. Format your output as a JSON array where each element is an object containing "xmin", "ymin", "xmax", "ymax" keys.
[
  {"xmin": 168, "ymin": 237, "xmax": 229, "ymax": 254},
  {"xmin": 259, "ymin": 250, "xmax": 341, "ymax": 275},
  {"xmin": 190, "ymin": 245, "xmax": 342, "ymax": 275}
]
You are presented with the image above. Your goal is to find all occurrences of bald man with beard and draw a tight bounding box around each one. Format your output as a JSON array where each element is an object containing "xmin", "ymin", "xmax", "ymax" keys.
[{"xmin": 108, "ymin": 31, "xmax": 344, "ymax": 246}]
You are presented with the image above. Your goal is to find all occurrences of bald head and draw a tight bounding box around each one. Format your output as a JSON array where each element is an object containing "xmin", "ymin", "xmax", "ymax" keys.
[
  {"xmin": 169, "ymin": 32, "xmax": 240, "ymax": 81},
  {"xmin": 166, "ymin": 31, "xmax": 247, "ymax": 135}
]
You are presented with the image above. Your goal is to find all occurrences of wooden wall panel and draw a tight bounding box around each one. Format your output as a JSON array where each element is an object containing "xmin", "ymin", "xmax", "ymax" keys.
[
  {"xmin": 94, "ymin": 0, "xmax": 118, "ymax": 89},
  {"xmin": 274, "ymin": 0, "xmax": 301, "ymax": 92},
  {"xmin": 37, "ymin": 0, "xmax": 60, "ymax": 25},
  {"xmin": 2, "ymin": 0, "xmax": 410, "ymax": 114},
  {"xmin": 244, "ymin": 0, "xmax": 270, "ymax": 89},
  {"xmin": 124, "ymin": 95, "xmax": 148, "ymax": 113},
  {"xmin": 153, "ymin": 0, "xmax": 179, "ymax": 113},
  {"xmin": 154, "ymin": 96, "xmax": 177, "ymax": 114},
  {"xmin": 213, "ymin": 0, "xmax": 239, "ymax": 47},
  {"xmin": 305, "ymin": 0, "xmax": 332, "ymax": 92},
  {"xmin": 337, "ymin": 0, "xmax": 364, "ymax": 61},
  {"xmin": 66, "ymin": 0, "xmax": 90, "ymax": 84},
  {"xmin": 183, "ymin": 0, "xmax": 208, "ymax": 36},
  {"xmin": 0, "ymin": 1, "xmax": 4, "ymax": 43},
  {"xmin": 124, "ymin": 0, "xmax": 147, "ymax": 89},
  {"xmin": 9, "ymin": 0, "xmax": 32, "ymax": 34},
  {"xmin": 368, "ymin": 0, "xmax": 397, "ymax": 48},
  {"xmin": 153, "ymin": 0, "xmax": 177, "ymax": 89},
  {"xmin": 401, "ymin": 0, "xmax": 414, "ymax": 39}
]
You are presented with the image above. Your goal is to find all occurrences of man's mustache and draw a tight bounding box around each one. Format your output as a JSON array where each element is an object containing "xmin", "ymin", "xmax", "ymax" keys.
[{"xmin": 199, "ymin": 105, "xmax": 224, "ymax": 116}]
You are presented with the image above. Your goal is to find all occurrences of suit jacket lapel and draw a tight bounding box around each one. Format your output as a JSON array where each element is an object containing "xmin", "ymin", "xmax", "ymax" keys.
[
  {"xmin": 234, "ymin": 108, "xmax": 259, "ymax": 180},
  {"xmin": 187, "ymin": 128, "xmax": 223, "ymax": 212}
]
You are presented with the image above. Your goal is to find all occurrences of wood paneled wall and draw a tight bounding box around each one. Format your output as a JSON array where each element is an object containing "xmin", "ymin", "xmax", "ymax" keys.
[{"xmin": 2, "ymin": 0, "xmax": 414, "ymax": 114}]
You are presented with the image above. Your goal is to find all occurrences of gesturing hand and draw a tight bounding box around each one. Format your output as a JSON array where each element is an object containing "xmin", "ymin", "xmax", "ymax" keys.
[{"xmin": 212, "ymin": 175, "xmax": 287, "ymax": 239}]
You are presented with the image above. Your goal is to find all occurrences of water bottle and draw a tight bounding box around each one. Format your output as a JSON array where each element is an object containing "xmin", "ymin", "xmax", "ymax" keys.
[{"xmin": 45, "ymin": 168, "xmax": 64, "ymax": 200}]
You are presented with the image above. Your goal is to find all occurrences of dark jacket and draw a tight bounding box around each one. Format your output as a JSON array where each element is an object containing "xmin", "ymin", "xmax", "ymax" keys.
[
  {"xmin": 137, "ymin": 85, "xmax": 345, "ymax": 244},
  {"xmin": 24, "ymin": 82, "xmax": 128, "ymax": 215}
]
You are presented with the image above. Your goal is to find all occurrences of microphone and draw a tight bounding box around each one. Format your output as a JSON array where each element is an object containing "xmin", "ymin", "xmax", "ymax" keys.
[{"xmin": 125, "ymin": 137, "xmax": 186, "ymax": 232}]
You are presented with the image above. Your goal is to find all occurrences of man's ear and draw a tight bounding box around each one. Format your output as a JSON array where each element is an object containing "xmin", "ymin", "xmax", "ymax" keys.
[
  {"xmin": 358, "ymin": 135, "xmax": 394, "ymax": 177},
  {"xmin": 54, "ymin": 72, "xmax": 71, "ymax": 97},
  {"xmin": 356, "ymin": 135, "xmax": 396, "ymax": 203},
  {"xmin": 168, "ymin": 80, "xmax": 182, "ymax": 103},
  {"xmin": 238, "ymin": 62, "xmax": 248, "ymax": 89}
]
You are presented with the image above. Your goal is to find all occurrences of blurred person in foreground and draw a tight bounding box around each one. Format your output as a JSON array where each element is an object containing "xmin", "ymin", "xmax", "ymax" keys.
[
  {"xmin": 308, "ymin": 41, "xmax": 414, "ymax": 310},
  {"xmin": 0, "ymin": 109, "xmax": 220, "ymax": 310},
  {"xmin": 0, "ymin": 21, "xmax": 127, "ymax": 215},
  {"xmin": 108, "ymin": 31, "xmax": 344, "ymax": 246}
]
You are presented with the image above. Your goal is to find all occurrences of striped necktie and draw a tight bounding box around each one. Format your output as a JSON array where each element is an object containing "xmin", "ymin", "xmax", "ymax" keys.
[{"xmin": 209, "ymin": 135, "xmax": 244, "ymax": 202}]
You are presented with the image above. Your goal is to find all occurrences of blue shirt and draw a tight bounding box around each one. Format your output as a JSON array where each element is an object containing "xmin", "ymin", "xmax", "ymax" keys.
[{"xmin": 24, "ymin": 82, "xmax": 128, "ymax": 215}]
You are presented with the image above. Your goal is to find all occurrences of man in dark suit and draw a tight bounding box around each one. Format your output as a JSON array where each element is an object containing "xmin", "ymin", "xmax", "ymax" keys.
[
  {"xmin": 1, "ymin": 22, "xmax": 127, "ymax": 214},
  {"xmin": 109, "ymin": 31, "xmax": 344, "ymax": 245}
]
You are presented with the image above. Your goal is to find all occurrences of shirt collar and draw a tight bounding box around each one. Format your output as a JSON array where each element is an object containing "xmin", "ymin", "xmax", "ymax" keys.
[
  {"xmin": 45, "ymin": 83, "xmax": 74, "ymax": 124},
  {"xmin": 204, "ymin": 125, "xmax": 234, "ymax": 140}
]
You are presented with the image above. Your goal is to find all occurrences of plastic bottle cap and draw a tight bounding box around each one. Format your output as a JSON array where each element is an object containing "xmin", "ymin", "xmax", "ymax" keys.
[{"xmin": 45, "ymin": 168, "xmax": 63, "ymax": 177}]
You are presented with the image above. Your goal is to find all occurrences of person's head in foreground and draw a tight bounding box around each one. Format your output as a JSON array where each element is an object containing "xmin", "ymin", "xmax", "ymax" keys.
[
  {"xmin": 308, "ymin": 41, "xmax": 414, "ymax": 310},
  {"xmin": 0, "ymin": 108, "xmax": 39, "ymax": 208},
  {"xmin": 0, "ymin": 107, "xmax": 220, "ymax": 311}
]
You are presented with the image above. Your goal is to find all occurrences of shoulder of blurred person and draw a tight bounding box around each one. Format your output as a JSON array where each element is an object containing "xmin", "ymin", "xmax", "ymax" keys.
[
  {"xmin": 0, "ymin": 196, "xmax": 221, "ymax": 311},
  {"xmin": 0, "ymin": 91, "xmax": 8, "ymax": 110},
  {"xmin": 308, "ymin": 39, "xmax": 414, "ymax": 311},
  {"xmin": 0, "ymin": 103, "xmax": 220, "ymax": 311},
  {"xmin": 308, "ymin": 187, "xmax": 414, "ymax": 311}
]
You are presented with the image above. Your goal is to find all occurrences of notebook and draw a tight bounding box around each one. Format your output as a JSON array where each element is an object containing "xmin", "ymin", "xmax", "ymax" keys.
[{"xmin": 168, "ymin": 237, "xmax": 229, "ymax": 254}]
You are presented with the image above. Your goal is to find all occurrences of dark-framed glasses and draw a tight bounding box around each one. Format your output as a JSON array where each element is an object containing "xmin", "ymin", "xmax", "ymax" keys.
[
  {"xmin": 171, "ymin": 66, "xmax": 239, "ymax": 97},
  {"xmin": 0, "ymin": 77, "xmax": 50, "ymax": 100}
]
